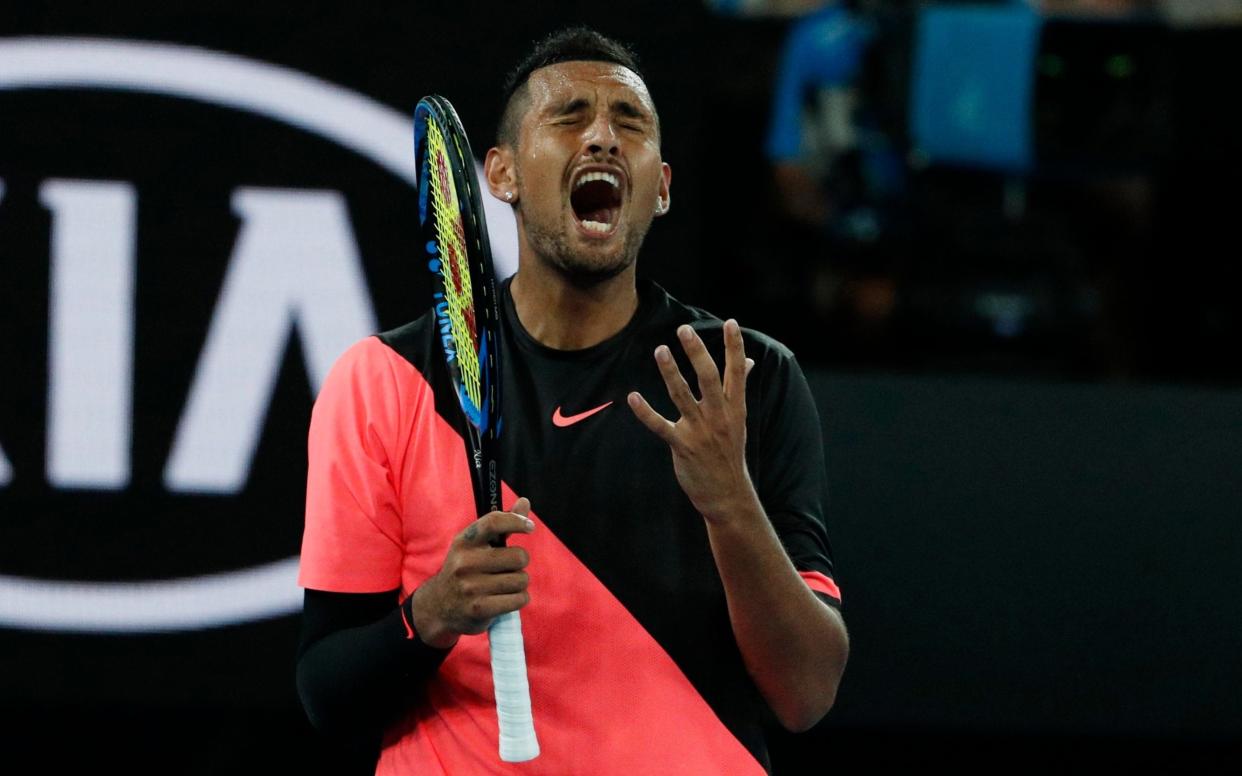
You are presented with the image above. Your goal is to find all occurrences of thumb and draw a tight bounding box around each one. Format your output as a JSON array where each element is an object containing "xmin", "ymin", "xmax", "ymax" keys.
[{"xmin": 510, "ymin": 496, "xmax": 531, "ymax": 517}]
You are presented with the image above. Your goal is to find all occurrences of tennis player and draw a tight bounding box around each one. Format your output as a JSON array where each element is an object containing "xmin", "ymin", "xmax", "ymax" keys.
[{"xmin": 296, "ymin": 26, "xmax": 848, "ymax": 774}]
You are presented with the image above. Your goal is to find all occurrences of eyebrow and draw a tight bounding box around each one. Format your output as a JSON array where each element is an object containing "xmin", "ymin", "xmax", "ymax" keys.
[
  {"xmin": 550, "ymin": 97, "xmax": 590, "ymax": 116},
  {"xmin": 547, "ymin": 96, "xmax": 652, "ymax": 123},
  {"xmin": 610, "ymin": 99, "xmax": 650, "ymax": 122}
]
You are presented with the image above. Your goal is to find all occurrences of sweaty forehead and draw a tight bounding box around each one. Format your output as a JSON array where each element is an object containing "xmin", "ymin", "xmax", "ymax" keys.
[{"xmin": 525, "ymin": 60, "xmax": 654, "ymax": 112}]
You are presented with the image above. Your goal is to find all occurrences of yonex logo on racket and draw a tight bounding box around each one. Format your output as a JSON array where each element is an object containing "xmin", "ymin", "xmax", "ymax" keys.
[
  {"xmin": 431, "ymin": 286, "xmax": 458, "ymax": 364},
  {"xmin": 488, "ymin": 459, "xmax": 499, "ymax": 508}
]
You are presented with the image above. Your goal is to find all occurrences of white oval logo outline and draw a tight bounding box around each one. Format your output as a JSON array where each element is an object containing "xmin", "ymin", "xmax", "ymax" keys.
[{"xmin": 0, "ymin": 36, "xmax": 517, "ymax": 632}]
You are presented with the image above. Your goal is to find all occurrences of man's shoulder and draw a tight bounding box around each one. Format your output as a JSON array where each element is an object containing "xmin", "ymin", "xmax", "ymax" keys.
[
  {"xmin": 374, "ymin": 308, "xmax": 440, "ymax": 369},
  {"xmin": 317, "ymin": 309, "xmax": 442, "ymax": 393}
]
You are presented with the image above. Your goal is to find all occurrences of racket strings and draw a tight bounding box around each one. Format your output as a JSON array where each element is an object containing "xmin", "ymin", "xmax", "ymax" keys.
[{"xmin": 426, "ymin": 120, "xmax": 484, "ymax": 409}]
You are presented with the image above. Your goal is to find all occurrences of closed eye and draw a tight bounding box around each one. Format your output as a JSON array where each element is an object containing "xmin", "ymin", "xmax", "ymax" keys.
[{"xmin": 612, "ymin": 100, "xmax": 651, "ymax": 129}]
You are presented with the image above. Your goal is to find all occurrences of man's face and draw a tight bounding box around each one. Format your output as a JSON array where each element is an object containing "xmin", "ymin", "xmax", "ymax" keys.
[{"xmin": 505, "ymin": 60, "xmax": 671, "ymax": 286}]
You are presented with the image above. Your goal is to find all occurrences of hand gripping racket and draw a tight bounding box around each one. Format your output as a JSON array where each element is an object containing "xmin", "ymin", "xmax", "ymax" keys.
[{"xmin": 413, "ymin": 95, "xmax": 539, "ymax": 763}]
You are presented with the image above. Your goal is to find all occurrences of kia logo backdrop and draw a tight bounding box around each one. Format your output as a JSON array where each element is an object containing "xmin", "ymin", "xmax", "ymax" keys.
[
  {"xmin": 0, "ymin": 2, "xmax": 700, "ymax": 730},
  {"xmin": 0, "ymin": 34, "xmax": 529, "ymax": 705},
  {"xmin": 0, "ymin": 36, "xmax": 519, "ymax": 633}
]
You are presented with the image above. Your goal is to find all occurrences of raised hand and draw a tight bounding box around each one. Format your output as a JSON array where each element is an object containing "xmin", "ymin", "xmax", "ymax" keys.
[{"xmin": 627, "ymin": 319, "xmax": 756, "ymax": 524}]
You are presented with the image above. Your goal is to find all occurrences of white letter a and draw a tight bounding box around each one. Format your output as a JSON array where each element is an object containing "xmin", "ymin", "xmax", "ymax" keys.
[{"xmin": 164, "ymin": 188, "xmax": 377, "ymax": 494}]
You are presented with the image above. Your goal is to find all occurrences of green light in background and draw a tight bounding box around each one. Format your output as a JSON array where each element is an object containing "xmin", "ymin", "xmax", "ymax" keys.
[
  {"xmin": 1039, "ymin": 54, "xmax": 1065, "ymax": 78},
  {"xmin": 1106, "ymin": 54, "xmax": 1135, "ymax": 78}
]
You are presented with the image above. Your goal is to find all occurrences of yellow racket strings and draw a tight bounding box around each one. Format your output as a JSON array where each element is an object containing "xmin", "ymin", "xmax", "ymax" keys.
[{"xmin": 426, "ymin": 119, "xmax": 483, "ymax": 409}]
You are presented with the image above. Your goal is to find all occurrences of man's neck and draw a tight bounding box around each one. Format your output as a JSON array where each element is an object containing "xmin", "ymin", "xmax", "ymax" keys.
[{"xmin": 509, "ymin": 261, "xmax": 640, "ymax": 351}]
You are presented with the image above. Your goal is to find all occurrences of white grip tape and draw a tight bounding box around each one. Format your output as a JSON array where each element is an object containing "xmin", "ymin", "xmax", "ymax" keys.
[{"xmin": 488, "ymin": 609, "xmax": 539, "ymax": 762}]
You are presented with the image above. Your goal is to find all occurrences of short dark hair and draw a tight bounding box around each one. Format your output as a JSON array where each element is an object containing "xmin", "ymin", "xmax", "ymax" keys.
[{"xmin": 496, "ymin": 27, "xmax": 650, "ymax": 148}]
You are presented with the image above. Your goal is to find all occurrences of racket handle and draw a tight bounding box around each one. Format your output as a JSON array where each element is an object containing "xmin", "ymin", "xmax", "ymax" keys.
[{"xmin": 488, "ymin": 609, "xmax": 539, "ymax": 762}]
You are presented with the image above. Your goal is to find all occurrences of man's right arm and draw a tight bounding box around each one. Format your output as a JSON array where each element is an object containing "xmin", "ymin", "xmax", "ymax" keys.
[
  {"xmin": 296, "ymin": 588, "xmax": 450, "ymax": 762},
  {"xmin": 296, "ymin": 505, "xmax": 535, "ymax": 758},
  {"xmin": 297, "ymin": 337, "xmax": 534, "ymax": 762},
  {"xmin": 297, "ymin": 337, "xmax": 432, "ymax": 766}
]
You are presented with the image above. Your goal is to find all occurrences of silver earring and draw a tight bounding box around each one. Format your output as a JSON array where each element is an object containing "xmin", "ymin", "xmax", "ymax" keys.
[{"xmin": 505, "ymin": 192, "xmax": 513, "ymax": 201}]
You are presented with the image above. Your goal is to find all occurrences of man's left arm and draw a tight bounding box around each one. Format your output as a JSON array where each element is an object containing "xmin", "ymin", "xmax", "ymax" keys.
[{"xmin": 627, "ymin": 319, "xmax": 848, "ymax": 732}]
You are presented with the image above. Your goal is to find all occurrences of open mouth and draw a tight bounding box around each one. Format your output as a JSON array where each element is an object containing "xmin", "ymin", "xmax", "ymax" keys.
[{"xmin": 570, "ymin": 170, "xmax": 623, "ymax": 235}]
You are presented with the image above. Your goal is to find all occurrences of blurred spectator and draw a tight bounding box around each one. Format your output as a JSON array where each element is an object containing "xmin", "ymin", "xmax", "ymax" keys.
[
  {"xmin": 761, "ymin": 1, "xmax": 907, "ymax": 355},
  {"xmin": 708, "ymin": 0, "xmax": 1241, "ymax": 381},
  {"xmin": 765, "ymin": 1, "xmax": 879, "ymax": 232}
]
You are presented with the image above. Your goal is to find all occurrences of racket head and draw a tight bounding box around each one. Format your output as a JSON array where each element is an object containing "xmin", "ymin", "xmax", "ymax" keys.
[{"xmin": 414, "ymin": 95, "xmax": 503, "ymax": 513}]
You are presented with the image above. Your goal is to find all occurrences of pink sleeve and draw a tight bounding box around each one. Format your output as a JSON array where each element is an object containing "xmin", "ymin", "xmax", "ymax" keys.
[{"xmin": 298, "ymin": 337, "xmax": 406, "ymax": 593}]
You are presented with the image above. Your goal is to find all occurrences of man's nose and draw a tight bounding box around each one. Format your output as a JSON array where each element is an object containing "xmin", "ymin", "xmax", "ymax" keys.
[{"xmin": 582, "ymin": 114, "xmax": 619, "ymax": 157}]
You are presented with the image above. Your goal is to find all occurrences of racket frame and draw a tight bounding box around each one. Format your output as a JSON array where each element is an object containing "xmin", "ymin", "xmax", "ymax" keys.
[{"xmin": 413, "ymin": 94, "xmax": 539, "ymax": 764}]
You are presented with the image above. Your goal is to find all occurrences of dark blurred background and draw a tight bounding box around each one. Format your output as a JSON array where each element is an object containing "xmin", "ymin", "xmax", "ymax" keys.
[{"xmin": 1, "ymin": 1, "xmax": 1239, "ymax": 772}]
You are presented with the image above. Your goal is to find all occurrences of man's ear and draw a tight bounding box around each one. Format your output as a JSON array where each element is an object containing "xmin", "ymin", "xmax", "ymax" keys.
[
  {"xmin": 485, "ymin": 146, "xmax": 517, "ymax": 204},
  {"xmin": 655, "ymin": 161, "xmax": 672, "ymax": 217}
]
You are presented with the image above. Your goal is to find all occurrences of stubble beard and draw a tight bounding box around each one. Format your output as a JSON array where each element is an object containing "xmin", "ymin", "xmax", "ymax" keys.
[{"xmin": 522, "ymin": 206, "xmax": 653, "ymax": 290}]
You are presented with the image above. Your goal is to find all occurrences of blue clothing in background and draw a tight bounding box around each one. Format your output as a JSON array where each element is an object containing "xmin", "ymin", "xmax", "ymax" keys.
[
  {"xmin": 765, "ymin": 5, "xmax": 874, "ymax": 162},
  {"xmin": 909, "ymin": 3, "xmax": 1042, "ymax": 173}
]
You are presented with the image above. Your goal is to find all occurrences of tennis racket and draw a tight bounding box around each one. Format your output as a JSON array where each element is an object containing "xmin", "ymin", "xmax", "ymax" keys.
[{"xmin": 413, "ymin": 94, "xmax": 539, "ymax": 763}]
